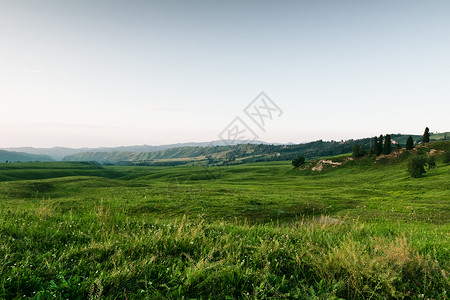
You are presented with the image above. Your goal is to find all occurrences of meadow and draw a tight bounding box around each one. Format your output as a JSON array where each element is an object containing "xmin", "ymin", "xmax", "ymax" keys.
[{"xmin": 0, "ymin": 156, "xmax": 448, "ymax": 299}]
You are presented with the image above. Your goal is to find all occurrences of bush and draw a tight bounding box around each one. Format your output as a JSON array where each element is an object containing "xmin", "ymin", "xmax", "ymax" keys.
[
  {"xmin": 444, "ymin": 152, "xmax": 450, "ymax": 164},
  {"xmin": 292, "ymin": 156, "xmax": 306, "ymax": 168},
  {"xmin": 427, "ymin": 157, "xmax": 436, "ymax": 169},
  {"xmin": 352, "ymin": 144, "xmax": 366, "ymax": 158},
  {"xmin": 408, "ymin": 156, "xmax": 426, "ymax": 178}
]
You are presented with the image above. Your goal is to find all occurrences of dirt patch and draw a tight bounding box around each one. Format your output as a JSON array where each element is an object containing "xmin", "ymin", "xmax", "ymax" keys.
[
  {"xmin": 375, "ymin": 148, "xmax": 405, "ymax": 160},
  {"xmin": 428, "ymin": 149, "xmax": 444, "ymax": 156},
  {"xmin": 312, "ymin": 160, "xmax": 342, "ymax": 172}
]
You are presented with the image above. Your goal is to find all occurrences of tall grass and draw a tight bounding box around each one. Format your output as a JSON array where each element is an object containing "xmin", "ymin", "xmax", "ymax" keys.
[{"xmin": 0, "ymin": 209, "xmax": 448, "ymax": 299}]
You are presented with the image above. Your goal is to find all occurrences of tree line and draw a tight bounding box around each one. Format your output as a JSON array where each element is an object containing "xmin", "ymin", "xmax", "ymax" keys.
[
  {"xmin": 352, "ymin": 127, "xmax": 447, "ymax": 178},
  {"xmin": 352, "ymin": 127, "xmax": 432, "ymax": 159}
]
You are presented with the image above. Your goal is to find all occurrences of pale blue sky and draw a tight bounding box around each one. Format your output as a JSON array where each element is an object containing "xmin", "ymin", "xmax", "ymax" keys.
[{"xmin": 1, "ymin": 0, "xmax": 449, "ymax": 147}]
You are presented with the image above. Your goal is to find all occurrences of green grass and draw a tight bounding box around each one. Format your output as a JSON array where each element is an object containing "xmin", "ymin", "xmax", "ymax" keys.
[
  {"xmin": 0, "ymin": 158, "xmax": 448, "ymax": 299},
  {"xmin": 0, "ymin": 162, "xmax": 124, "ymax": 182}
]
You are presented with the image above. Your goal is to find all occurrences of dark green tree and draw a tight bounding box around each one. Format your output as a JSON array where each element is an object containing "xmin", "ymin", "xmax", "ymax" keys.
[
  {"xmin": 408, "ymin": 156, "xmax": 426, "ymax": 178},
  {"xmin": 426, "ymin": 156, "xmax": 436, "ymax": 169},
  {"xmin": 292, "ymin": 156, "xmax": 306, "ymax": 168},
  {"xmin": 423, "ymin": 127, "xmax": 430, "ymax": 143},
  {"xmin": 383, "ymin": 134, "xmax": 391, "ymax": 155},
  {"xmin": 443, "ymin": 152, "xmax": 450, "ymax": 164},
  {"xmin": 352, "ymin": 144, "xmax": 366, "ymax": 158},
  {"xmin": 225, "ymin": 150, "xmax": 237, "ymax": 162},
  {"xmin": 376, "ymin": 134, "xmax": 383, "ymax": 156},
  {"xmin": 406, "ymin": 136, "xmax": 414, "ymax": 150},
  {"xmin": 372, "ymin": 136, "xmax": 378, "ymax": 156}
]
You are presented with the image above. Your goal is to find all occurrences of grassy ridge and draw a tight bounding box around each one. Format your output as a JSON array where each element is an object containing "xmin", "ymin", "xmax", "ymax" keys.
[
  {"xmin": 0, "ymin": 162, "xmax": 124, "ymax": 182},
  {"xmin": 0, "ymin": 157, "xmax": 448, "ymax": 298}
]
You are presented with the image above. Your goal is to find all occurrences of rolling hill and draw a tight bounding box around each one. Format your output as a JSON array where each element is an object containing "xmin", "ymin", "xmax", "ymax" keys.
[
  {"xmin": 0, "ymin": 150, "xmax": 54, "ymax": 162},
  {"xmin": 2, "ymin": 140, "xmax": 272, "ymax": 160}
]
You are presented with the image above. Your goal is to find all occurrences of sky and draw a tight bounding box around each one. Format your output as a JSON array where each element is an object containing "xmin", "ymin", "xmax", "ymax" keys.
[{"xmin": 0, "ymin": 0, "xmax": 449, "ymax": 148}]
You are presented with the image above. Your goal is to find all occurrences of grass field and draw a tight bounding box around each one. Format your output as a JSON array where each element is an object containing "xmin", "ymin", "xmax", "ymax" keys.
[{"xmin": 0, "ymin": 154, "xmax": 449, "ymax": 299}]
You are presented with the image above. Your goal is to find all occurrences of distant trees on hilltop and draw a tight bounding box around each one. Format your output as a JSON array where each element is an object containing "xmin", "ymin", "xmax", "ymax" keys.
[
  {"xmin": 348, "ymin": 127, "xmax": 447, "ymax": 179},
  {"xmin": 361, "ymin": 127, "xmax": 431, "ymax": 159},
  {"xmin": 377, "ymin": 135, "xmax": 383, "ymax": 156},
  {"xmin": 383, "ymin": 134, "xmax": 391, "ymax": 155},
  {"xmin": 370, "ymin": 134, "xmax": 388, "ymax": 157}
]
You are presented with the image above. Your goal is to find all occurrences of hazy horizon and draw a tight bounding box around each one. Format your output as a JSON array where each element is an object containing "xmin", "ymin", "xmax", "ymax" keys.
[
  {"xmin": 2, "ymin": 130, "xmax": 448, "ymax": 150},
  {"xmin": 1, "ymin": 1, "xmax": 449, "ymax": 148}
]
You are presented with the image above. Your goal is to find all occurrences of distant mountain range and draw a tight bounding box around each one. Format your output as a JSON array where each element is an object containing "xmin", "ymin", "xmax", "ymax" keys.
[
  {"xmin": 1, "ymin": 132, "xmax": 448, "ymax": 164},
  {"xmin": 0, "ymin": 140, "xmax": 274, "ymax": 161}
]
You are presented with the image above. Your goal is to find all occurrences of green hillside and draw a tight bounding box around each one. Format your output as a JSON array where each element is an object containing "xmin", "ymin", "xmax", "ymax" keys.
[
  {"xmin": 0, "ymin": 150, "xmax": 54, "ymax": 162},
  {"xmin": 431, "ymin": 131, "xmax": 450, "ymax": 141},
  {"xmin": 63, "ymin": 139, "xmax": 370, "ymax": 164},
  {"xmin": 0, "ymin": 161, "xmax": 123, "ymax": 182},
  {"xmin": 391, "ymin": 132, "xmax": 450, "ymax": 145},
  {"xmin": 0, "ymin": 142, "xmax": 448, "ymax": 299}
]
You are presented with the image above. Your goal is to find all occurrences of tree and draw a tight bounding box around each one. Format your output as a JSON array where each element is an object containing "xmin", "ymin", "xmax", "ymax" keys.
[
  {"xmin": 292, "ymin": 156, "xmax": 306, "ymax": 168},
  {"xmin": 376, "ymin": 135, "xmax": 383, "ymax": 156},
  {"xmin": 352, "ymin": 144, "xmax": 366, "ymax": 158},
  {"xmin": 423, "ymin": 127, "xmax": 430, "ymax": 143},
  {"xmin": 408, "ymin": 156, "xmax": 426, "ymax": 178},
  {"xmin": 225, "ymin": 150, "xmax": 237, "ymax": 162},
  {"xmin": 426, "ymin": 156, "xmax": 436, "ymax": 169},
  {"xmin": 383, "ymin": 134, "xmax": 391, "ymax": 155},
  {"xmin": 443, "ymin": 152, "xmax": 450, "ymax": 164},
  {"xmin": 406, "ymin": 136, "xmax": 414, "ymax": 150},
  {"xmin": 372, "ymin": 136, "xmax": 378, "ymax": 156}
]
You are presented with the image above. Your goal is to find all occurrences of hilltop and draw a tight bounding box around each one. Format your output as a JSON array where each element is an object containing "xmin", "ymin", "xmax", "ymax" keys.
[{"xmin": 300, "ymin": 140, "xmax": 450, "ymax": 174}]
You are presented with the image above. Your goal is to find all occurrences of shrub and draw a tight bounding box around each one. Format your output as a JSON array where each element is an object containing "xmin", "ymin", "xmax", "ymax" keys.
[
  {"xmin": 352, "ymin": 144, "xmax": 366, "ymax": 158},
  {"xmin": 408, "ymin": 156, "xmax": 426, "ymax": 178},
  {"xmin": 292, "ymin": 156, "xmax": 306, "ymax": 168},
  {"xmin": 427, "ymin": 157, "xmax": 436, "ymax": 169},
  {"xmin": 443, "ymin": 152, "xmax": 450, "ymax": 164}
]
